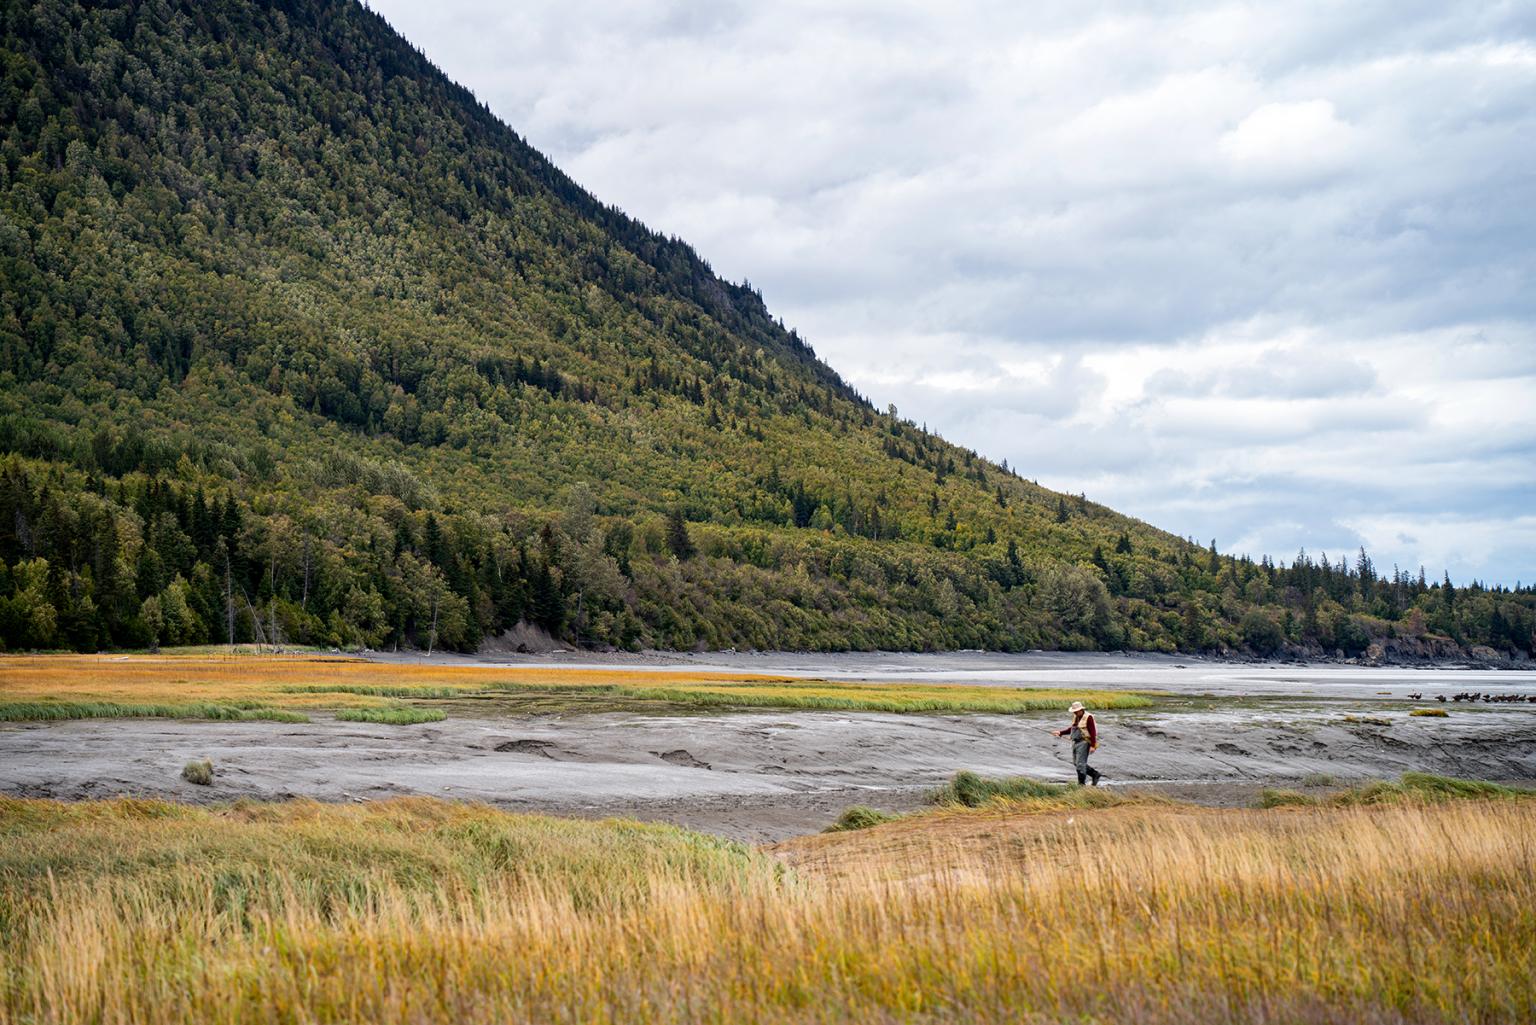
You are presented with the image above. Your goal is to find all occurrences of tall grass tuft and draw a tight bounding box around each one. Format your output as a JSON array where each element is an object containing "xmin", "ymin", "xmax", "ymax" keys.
[
  {"xmin": 824, "ymin": 806, "xmax": 902, "ymax": 832},
  {"xmin": 1257, "ymin": 788, "xmax": 1314, "ymax": 808},
  {"xmin": 928, "ymin": 770, "xmax": 1140, "ymax": 810},
  {"xmin": 1258, "ymin": 774, "xmax": 1535, "ymax": 809},
  {"xmin": 1339, "ymin": 771, "xmax": 1533, "ymax": 804},
  {"xmin": 180, "ymin": 759, "xmax": 214, "ymax": 786},
  {"xmin": 333, "ymin": 707, "xmax": 446, "ymax": 725},
  {"xmin": 933, "ymin": 770, "xmax": 1068, "ymax": 807}
]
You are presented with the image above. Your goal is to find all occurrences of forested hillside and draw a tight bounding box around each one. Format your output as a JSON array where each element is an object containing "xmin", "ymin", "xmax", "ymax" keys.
[{"xmin": 1, "ymin": 0, "xmax": 1532, "ymax": 657}]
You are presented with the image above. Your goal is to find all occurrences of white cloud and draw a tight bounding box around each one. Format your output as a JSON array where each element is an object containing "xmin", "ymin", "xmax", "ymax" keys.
[
  {"xmin": 370, "ymin": 0, "xmax": 1536, "ymax": 584},
  {"xmin": 1343, "ymin": 513, "xmax": 1536, "ymax": 586},
  {"xmin": 1219, "ymin": 100, "xmax": 1354, "ymax": 180}
]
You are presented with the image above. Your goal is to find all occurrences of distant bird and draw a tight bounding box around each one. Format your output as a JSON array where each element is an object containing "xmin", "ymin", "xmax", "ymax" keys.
[{"xmin": 1450, "ymin": 692, "xmax": 1535, "ymax": 703}]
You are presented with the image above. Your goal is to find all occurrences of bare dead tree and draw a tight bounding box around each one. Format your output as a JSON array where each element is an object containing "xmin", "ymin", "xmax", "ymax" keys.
[
  {"xmin": 426, "ymin": 591, "xmax": 440, "ymax": 656},
  {"xmin": 224, "ymin": 549, "xmax": 235, "ymax": 648},
  {"xmin": 301, "ymin": 535, "xmax": 311, "ymax": 611},
  {"xmin": 240, "ymin": 587, "xmax": 267, "ymax": 650}
]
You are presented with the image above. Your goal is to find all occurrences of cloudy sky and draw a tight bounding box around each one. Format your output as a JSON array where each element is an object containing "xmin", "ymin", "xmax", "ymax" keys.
[{"xmin": 371, "ymin": 0, "xmax": 1536, "ymax": 586}]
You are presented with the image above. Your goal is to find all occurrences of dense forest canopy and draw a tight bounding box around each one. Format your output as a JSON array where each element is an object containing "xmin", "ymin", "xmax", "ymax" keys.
[{"xmin": 0, "ymin": 0, "xmax": 1531, "ymax": 658}]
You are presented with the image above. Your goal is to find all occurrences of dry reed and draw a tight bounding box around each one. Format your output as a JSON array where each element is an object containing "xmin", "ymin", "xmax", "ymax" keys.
[{"xmin": 1, "ymin": 793, "xmax": 1531, "ymax": 1024}]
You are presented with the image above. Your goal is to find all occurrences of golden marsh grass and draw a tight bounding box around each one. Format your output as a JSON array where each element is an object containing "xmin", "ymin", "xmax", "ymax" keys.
[
  {"xmin": 0, "ymin": 653, "xmax": 1154, "ymax": 717},
  {"xmin": 1, "ymin": 794, "xmax": 1532, "ymax": 1024}
]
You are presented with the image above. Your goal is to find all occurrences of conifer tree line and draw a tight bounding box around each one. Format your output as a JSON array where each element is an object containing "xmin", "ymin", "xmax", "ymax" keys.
[
  {"xmin": 4, "ymin": 451, "xmax": 1532, "ymax": 657},
  {"xmin": 0, "ymin": 0, "xmax": 1531, "ymax": 656}
]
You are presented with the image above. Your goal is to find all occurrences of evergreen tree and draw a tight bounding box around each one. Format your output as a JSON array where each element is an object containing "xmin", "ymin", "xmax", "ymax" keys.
[{"xmin": 666, "ymin": 510, "xmax": 696, "ymax": 561}]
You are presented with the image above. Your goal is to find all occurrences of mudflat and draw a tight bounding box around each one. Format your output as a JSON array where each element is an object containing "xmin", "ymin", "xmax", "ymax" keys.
[{"xmin": 4, "ymin": 661, "xmax": 1533, "ymax": 839}]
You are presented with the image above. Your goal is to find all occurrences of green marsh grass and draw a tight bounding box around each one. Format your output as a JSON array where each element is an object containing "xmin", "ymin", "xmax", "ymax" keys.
[
  {"xmin": 1258, "ymin": 787, "xmax": 1315, "ymax": 808},
  {"xmin": 1338, "ymin": 771, "xmax": 1533, "ymax": 804},
  {"xmin": 333, "ymin": 707, "xmax": 447, "ymax": 725},
  {"xmin": 1258, "ymin": 773, "xmax": 1534, "ymax": 809},
  {"xmin": 823, "ymin": 806, "xmax": 903, "ymax": 832},
  {"xmin": 0, "ymin": 701, "xmax": 308, "ymax": 723}
]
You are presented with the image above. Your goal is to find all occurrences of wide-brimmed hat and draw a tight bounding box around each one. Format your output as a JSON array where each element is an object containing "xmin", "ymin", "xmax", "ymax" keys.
[{"xmin": 1068, "ymin": 701, "xmax": 1085, "ymax": 713}]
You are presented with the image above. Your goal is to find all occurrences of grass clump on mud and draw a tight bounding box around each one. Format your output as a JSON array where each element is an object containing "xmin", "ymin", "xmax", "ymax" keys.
[
  {"xmin": 333, "ymin": 707, "xmax": 446, "ymax": 725},
  {"xmin": 824, "ymin": 806, "xmax": 903, "ymax": 832},
  {"xmin": 1410, "ymin": 707, "xmax": 1449, "ymax": 717},
  {"xmin": 180, "ymin": 759, "xmax": 214, "ymax": 786},
  {"xmin": 1258, "ymin": 788, "xmax": 1315, "ymax": 808},
  {"xmin": 0, "ymin": 701, "xmax": 308, "ymax": 723},
  {"xmin": 929, "ymin": 771, "xmax": 1146, "ymax": 811},
  {"xmin": 934, "ymin": 770, "xmax": 1066, "ymax": 807}
]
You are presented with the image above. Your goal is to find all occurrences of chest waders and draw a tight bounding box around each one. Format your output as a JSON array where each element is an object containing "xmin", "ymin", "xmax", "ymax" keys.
[{"xmin": 1071, "ymin": 723, "xmax": 1101, "ymax": 786}]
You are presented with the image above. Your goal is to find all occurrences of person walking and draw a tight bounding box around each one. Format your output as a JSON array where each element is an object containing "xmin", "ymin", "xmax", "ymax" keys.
[{"xmin": 1054, "ymin": 701, "xmax": 1102, "ymax": 786}]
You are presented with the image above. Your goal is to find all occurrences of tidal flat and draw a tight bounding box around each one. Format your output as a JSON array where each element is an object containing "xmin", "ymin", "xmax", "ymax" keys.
[{"xmin": 1, "ymin": 651, "xmax": 1533, "ymax": 839}]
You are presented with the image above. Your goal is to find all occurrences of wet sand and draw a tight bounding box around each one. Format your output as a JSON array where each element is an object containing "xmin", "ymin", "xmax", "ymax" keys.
[{"xmin": 4, "ymin": 699, "xmax": 1533, "ymax": 841}]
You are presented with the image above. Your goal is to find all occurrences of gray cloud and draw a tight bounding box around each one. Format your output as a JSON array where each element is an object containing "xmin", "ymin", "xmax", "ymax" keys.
[
  {"xmin": 370, "ymin": 0, "xmax": 1536, "ymax": 584},
  {"xmin": 1146, "ymin": 348, "xmax": 1379, "ymax": 400}
]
